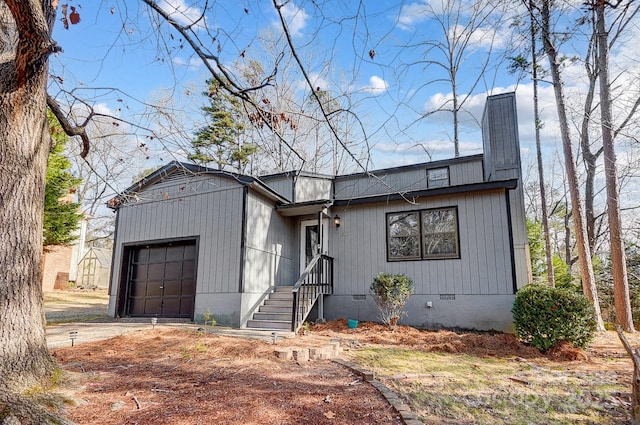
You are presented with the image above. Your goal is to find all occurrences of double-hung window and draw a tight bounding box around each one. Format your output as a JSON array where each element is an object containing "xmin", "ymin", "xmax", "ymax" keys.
[{"xmin": 387, "ymin": 207, "xmax": 459, "ymax": 261}]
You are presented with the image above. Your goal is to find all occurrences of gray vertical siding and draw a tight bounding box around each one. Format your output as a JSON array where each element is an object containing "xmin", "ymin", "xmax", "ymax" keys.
[
  {"xmin": 481, "ymin": 92, "xmax": 530, "ymax": 288},
  {"xmin": 449, "ymin": 159, "xmax": 484, "ymax": 185},
  {"xmin": 482, "ymin": 92, "xmax": 521, "ymax": 181},
  {"xmin": 509, "ymin": 184, "xmax": 531, "ymax": 289},
  {"xmin": 243, "ymin": 191, "xmax": 296, "ymax": 293},
  {"xmin": 261, "ymin": 176, "xmax": 293, "ymax": 201},
  {"xmin": 333, "ymin": 157, "xmax": 484, "ymax": 200},
  {"xmin": 110, "ymin": 174, "xmax": 246, "ymax": 301},
  {"xmin": 329, "ymin": 190, "xmax": 514, "ymax": 297},
  {"xmin": 294, "ymin": 176, "xmax": 332, "ymax": 202}
]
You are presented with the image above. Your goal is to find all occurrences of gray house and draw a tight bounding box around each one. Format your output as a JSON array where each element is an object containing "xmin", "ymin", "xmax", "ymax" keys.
[{"xmin": 107, "ymin": 92, "xmax": 531, "ymax": 333}]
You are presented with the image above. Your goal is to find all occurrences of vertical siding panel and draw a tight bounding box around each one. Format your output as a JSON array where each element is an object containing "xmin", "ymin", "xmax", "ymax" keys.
[
  {"xmin": 484, "ymin": 195, "xmax": 498, "ymax": 294},
  {"xmin": 463, "ymin": 195, "xmax": 473, "ymax": 293},
  {"xmin": 464, "ymin": 196, "xmax": 479, "ymax": 294},
  {"xmin": 225, "ymin": 189, "xmax": 235, "ymax": 292},
  {"xmin": 357, "ymin": 208, "xmax": 368, "ymax": 293},
  {"xmin": 473, "ymin": 194, "xmax": 488, "ymax": 293},
  {"xmin": 496, "ymin": 193, "xmax": 508, "ymax": 294},
  {"xmin": 356, "ymin": 209, "xmax": 366, "ymax": 294},
  {"xmin": 455, "ymin": 197, "xmax": 467, "ymax": 294},
  {"xmin": 135, "ymin": 203, "xmax": 145, "ymax": 240},
  {"xmin": 161, "ymin": 197, "xmax": 170, "ymax": 239},
  {"xmin": 487, "ymin": 195, "xmax": 499, "ymax": 294},
  {"xmin": 217, "ymin": 190, "xmax": 226, "ymax": 292},
  {"xmin": 208, "ymin": 189, "xmax": 218, "ymax": 292},
  {"xmin": 498, "ymin": 193, "xmax": 511, "ymax": 294},
  {"xmin": 201, "ymin": 188, "xmax": 214, "ymax": 293},
  {"xmin": 350, "ymin": 209, "xmax": 359, "ymax": 294},
  {"xmin": 492, "ymin": 193, "xmax": 507, "ymax": 295},
  {"xmin": 225, "ymin": 190, "xmax": 235, "ymax": 292}
]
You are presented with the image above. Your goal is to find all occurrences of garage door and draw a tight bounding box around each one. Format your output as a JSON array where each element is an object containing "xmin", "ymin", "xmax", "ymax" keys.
[{"xmin": 124, "ymin": 240, "xmax": 196, "ymax": 318}]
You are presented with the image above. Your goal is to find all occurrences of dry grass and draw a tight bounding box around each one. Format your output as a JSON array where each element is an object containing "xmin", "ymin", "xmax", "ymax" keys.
[
  {"xmin": 44, "ymin": 290, "xmax": 109, "ymax": 323},
  {"xmin": 352, "ymin": 342, "xmax": 632, "ymax": 424}
]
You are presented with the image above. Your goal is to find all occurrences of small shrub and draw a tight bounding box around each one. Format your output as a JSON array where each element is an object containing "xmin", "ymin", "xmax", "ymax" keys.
[
  {"xmin": 512, "ymin": 284, "xmax": 597, "ymax": 351},
  {"xmin": 370, "ymin": 273, "xmax": 414, "ymax": 328},
  {"xmin": 202, "ymin": 308, "xmax": 216, "ymax": 327}
]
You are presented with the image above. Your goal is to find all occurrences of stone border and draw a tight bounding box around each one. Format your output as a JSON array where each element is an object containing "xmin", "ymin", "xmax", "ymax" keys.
[{"xmin": 332, "ymin": 359, "xmax": 422, "ymax": 425}]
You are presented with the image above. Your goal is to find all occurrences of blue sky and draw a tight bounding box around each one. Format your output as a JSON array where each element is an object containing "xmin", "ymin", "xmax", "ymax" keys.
[
  {"xmin": 49, "ymin": 0, "xmax": 640, "ymax": 212},
  {"xmin": 49, "ymin": 1, "xmax": 520, "ymax": 167}
]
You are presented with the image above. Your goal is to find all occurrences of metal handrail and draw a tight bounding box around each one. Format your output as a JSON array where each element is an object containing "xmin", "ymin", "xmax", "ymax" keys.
[{"xmin": 291, "ymin": 253, "xmax": 333, "ymax": 332}]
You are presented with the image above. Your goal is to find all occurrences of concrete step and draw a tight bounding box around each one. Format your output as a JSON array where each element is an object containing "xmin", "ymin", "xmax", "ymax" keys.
[
  {"xmin": 264, "ymin": 299, "xmax": 291, "ymax": 307},
  {"xmin": 259, "ymin": 305, "xmax": 292, "ymax": 313},
  {"xmin": 268, "ymin": 292, "xmax": 294, "ymax": 301},
  {"xmin": 253, "ymin": 312, "xmax": 292, "ymax": 321},
  {"xmin": 246, "ymin": 319, "xmax": 292, "ymax": 331},
  {"xmin": 274, "ymin": 286, "xmax": 294, "ymax": 292}
]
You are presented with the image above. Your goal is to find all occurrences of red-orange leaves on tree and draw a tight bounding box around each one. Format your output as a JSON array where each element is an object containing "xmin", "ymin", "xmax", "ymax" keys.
[
  {"xmin": 60, "ymin": 4, "xmax": 81, "ymax": 29},
  {"xmin": 69, "ymin": 7, "xmax": 80, "ymax": 24}
]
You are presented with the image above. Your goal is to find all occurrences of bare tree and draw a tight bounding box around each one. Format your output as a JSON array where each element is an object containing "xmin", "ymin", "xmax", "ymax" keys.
[
  {"xmin": 593, "ymin": 0, "xmax": 635, "ymax": 331},
  {"xmin": 406, "ymin": 0, "xmax": 508, "ymax": 157},
  {"xmin": 68, "ymin": 121, "xmax": 151, "ymax": 248},
  {"xmin": 538, "ymin": 0, "xmax": 605, "ymax": 330},
  {"xmin": 576, "ymin": 1, "xmax": 640, "ymax": 258}
]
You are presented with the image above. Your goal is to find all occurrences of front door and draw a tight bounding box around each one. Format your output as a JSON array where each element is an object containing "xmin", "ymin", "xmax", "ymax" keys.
[{"xmin": 299, "ymin": 218, "xmax": 329, "ymax": 274}]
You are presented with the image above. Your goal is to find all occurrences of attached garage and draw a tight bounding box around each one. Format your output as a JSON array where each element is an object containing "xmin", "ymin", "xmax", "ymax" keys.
[{"xmin": 117, "ymin": 238, "xmax": 198, "ymax": 319}]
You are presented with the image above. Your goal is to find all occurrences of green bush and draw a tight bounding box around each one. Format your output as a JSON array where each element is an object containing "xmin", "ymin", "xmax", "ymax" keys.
[
  {"xmin": 512, "ymin": 284, "xmax": 597, "ymax": 350},
  {"xmin": 370, "ymin": 273, "xmax": 414, "ymax": 327}
]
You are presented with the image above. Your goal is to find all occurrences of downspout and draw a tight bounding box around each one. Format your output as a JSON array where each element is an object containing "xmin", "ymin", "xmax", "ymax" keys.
[{"xmin": 505, "ymin": 190, "xmax": 518, "ymax": 294}]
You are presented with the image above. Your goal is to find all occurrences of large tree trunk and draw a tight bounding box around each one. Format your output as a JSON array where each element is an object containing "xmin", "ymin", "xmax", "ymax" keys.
[
  {"xmin": 540, "ymin": 0, "xmax": 605, "ymax": 330},
  {"xmin": 595, "ymin": 3, "xmax": 635, "ymax": 332},
  {"xmin": 0, "ymin": 1, "xmax": 57, "ymax": 393}
]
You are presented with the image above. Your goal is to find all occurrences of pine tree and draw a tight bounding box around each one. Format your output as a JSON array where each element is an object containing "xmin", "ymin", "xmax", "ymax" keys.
[
  {"xmin": 44, "ymin": 111, "xmax": 82, "ymax": 246},
  {"xmin": 189, "ymin": 79, "xmax": 256, "ymax": 172}
]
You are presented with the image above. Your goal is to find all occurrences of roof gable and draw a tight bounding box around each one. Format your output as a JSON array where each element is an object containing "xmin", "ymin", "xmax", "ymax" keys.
[{"xmin": 108, "ymin": 161, "xmax": 287, "ymax": 209}]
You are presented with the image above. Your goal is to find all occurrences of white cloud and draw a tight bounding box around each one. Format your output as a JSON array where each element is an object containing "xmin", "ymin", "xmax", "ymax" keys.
[
  {"xmin": 363, "ymin": 76, "xmax": 388, "ymax": 95},
  {"xmin": 172, "ymin": 56, "xmax": 202, "ymax": 70},
  {"xmin": 397, "ymin": 1, "xmax": 430, "ymax": 30},
  {"xmin": 296, "ymin": 72, "xmax": 329, "ymax": 92},
  {"xmin": 279, "ymin": 2, "xmax": 309, "ymax": 38},
  {"xmin": 373, "ymin": 137, "xmax": 482, "ymax": 164},
  {"xmin": 157, "ymin": 0, "xmax": 206, "ymax": 29},
  {"xmin": 452, "ymin": 24, "xmax": 507, "ymax": 50}
]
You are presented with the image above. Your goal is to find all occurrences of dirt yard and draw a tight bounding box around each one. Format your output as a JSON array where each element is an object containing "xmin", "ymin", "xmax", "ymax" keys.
[{"xmin": 51, "ymin": 319, "xmax": 640, "ymax": 425}]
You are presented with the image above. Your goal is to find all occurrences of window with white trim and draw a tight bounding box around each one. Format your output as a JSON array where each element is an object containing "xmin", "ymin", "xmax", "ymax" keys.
[{"xmin": 387, "ymin": 207, "xmax": 459, "ymax": 261}]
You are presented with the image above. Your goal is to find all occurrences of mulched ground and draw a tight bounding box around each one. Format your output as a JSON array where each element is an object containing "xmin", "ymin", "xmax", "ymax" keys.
[
  {"xmin": 53, "ymin": 327, "xmax": 402, "ymax": 425},
  {"xmin": 52, "ymin": 319, "xmax": 639, "ymax": 424}
]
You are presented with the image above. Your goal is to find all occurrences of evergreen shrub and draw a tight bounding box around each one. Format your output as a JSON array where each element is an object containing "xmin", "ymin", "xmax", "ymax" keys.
[
  {"xmin": 370, "ymin": 273, "xmax": 414, "ymax": 327},
  {"xmin": 512, "ymin": 284, "xmax": 597, "ymax": 350}
]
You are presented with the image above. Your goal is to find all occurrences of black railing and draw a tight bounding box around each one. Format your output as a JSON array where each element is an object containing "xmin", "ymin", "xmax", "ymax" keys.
[{"xmin": 291, "ymin": 254, "xmax": 333, "ymax": 332}]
